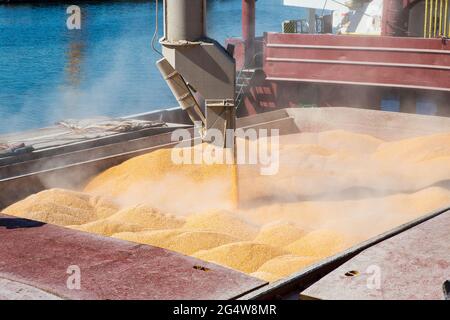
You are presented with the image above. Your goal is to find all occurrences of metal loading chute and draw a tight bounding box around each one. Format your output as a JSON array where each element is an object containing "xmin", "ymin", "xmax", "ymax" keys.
[
  {"xmin": 156, "ymin": 0, "xmax": 236, "ymax": 148},
  {"xmin": 156, "ymin": 58, "xmax": 206, "ymax": 134}
]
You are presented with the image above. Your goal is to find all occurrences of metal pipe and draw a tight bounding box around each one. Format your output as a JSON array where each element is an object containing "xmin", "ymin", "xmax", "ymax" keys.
[
  {"xmin": 435, "ymin": 0, "xmax": 439, "ymax": 36},
  {"xmin": 165, "ymin": 0, "xmax": 205, "ymax": 43},
  {"xmin": 242, "ymin": 0, "xmax": 255, "ymax": 67},
  {"xmin": 430, "ymin": 0, "xmax": 434, "ymax": 37},
  {"xmin": 381, "ymin": 0, "xmax": 405, "ymax": 36},
  {"xmin": 444, "ymin": 0, "xmax": 448, "ymax": 37},
  {"xmin": 308, "ymin": 8, "xmax": 317, "ymax": 34}
]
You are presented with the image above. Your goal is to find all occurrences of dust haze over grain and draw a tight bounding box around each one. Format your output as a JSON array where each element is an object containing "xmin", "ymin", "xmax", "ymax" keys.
[
  {"xmin": 111, "ymin": 174, "xmax": 237, "ymax": 216},
  {"xmin": 5, "ymin": 127, "xmax": 450, "ymax": 283}
]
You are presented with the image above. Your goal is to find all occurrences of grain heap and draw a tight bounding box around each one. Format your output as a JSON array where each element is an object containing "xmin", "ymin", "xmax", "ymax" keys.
[
  {"xmin": 284, "ymin": 229, "xmax": 350, "ymax": 257},
  {"xmin": 193, "ymin": 242, "xmax": 287, "ymax": 273},
  {"xmin": 113, "ymin": 229, "xmax": 239, "ymax": 255},
  {"xmin": 84, "ymin": 146, "xmax": 238, "ymax": 214},
  {"xmin": 69, "ymin": 205, "xmax": 185, "ymax": 236},
  {"xmin": 317, "ymin": 130, "xmax": 383, "ymax": 154},
  {"xmin": 254, "ymin": 254, "xmax": 320, "ymax": 282},
  {"xmin": 254, "ymin": 221, "xmax": 307, "ymax": 247},
  {"xmin": 182, "ymin": 210, "xmax": 259, "ymax": 240},
  {"xmin": 3, "ymin": 189, "xmax": 118, "ymax": 226},
  {"xmin": 113, "ymin": 229, "xmax": 185, "ymax": 250},
  {"xmin": 4, "ymin": 129, "xmax": 450, "ymax": 283}
]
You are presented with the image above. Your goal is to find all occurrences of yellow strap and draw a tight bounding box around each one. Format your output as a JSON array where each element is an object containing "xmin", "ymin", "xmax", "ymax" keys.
[
  {"xmin": 423, "ymin": 0, "xmax": 428, "ymax": 38},
  {"xmin": 424, "ymin": 0, "xmax": 429, "ymax": 37},
  {"xmin": 430, "ymin": 0, "xmax": 434, "ymax": 37},
  {"xmin": 434, "ymin": 0, "xmax": 439, "ymax": 36},
  {"xmin": 445, "ymin": 0, "xmax": 449, "ymax": 37}
]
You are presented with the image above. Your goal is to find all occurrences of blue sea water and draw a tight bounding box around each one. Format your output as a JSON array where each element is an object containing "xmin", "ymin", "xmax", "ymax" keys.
[{"xmin": 0, "ymin": 0, "xmax": 306, "ymax": 134}]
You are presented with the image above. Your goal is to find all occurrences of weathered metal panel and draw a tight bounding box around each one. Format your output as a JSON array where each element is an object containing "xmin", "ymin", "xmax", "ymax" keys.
[
  {"xmin": 264, "ymin": 33, "xmax": 450, "ymax": 91},
  {"xmin": 0, "ymin": 214, "xmax": 266, "ymax": 300},
  {"xmin": 301, "ymin": 210, "xmax": 450, "ymax": 300}
]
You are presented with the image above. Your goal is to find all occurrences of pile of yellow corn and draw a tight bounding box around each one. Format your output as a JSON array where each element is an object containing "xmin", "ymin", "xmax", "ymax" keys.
[{"xmin": 4, "ymin": 130, "xmax": 450, "ymax": 283}]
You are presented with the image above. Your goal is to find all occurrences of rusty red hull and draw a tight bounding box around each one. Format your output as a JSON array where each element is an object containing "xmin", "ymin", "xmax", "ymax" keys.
[
  {"xmin": 227, "ymin": 32, "xmax": 450, "ymax": 117},
  {"xmin": 264, "ymin": 33, "xmax": 450, "ymax": 92}
]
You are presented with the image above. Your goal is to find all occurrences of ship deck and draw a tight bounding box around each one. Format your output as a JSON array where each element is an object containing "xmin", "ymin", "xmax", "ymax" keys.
[{"xmin": 0, "ymin": 214, "xmax": 266, "ymax": 300}]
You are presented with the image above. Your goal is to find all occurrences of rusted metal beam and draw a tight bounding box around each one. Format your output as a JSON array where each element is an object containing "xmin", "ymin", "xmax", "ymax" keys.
[{"xmin": 242, "ymin": 0, "xmax": 256, "ymax": 67}]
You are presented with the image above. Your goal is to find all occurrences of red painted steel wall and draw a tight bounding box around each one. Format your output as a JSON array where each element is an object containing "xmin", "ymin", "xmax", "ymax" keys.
[
  {"xmin": 382, "ymin": 0, "xmax": 406, "ymax": 36},
  {"xmin": 264, "ymin": 33, "xmax": 450, "ymax": 92}
]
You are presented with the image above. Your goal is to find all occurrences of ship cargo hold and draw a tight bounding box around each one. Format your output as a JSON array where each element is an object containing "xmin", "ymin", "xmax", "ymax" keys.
[{"xmin": 0, "ymin": 0, "xmax": 449, "ymax": 300}]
